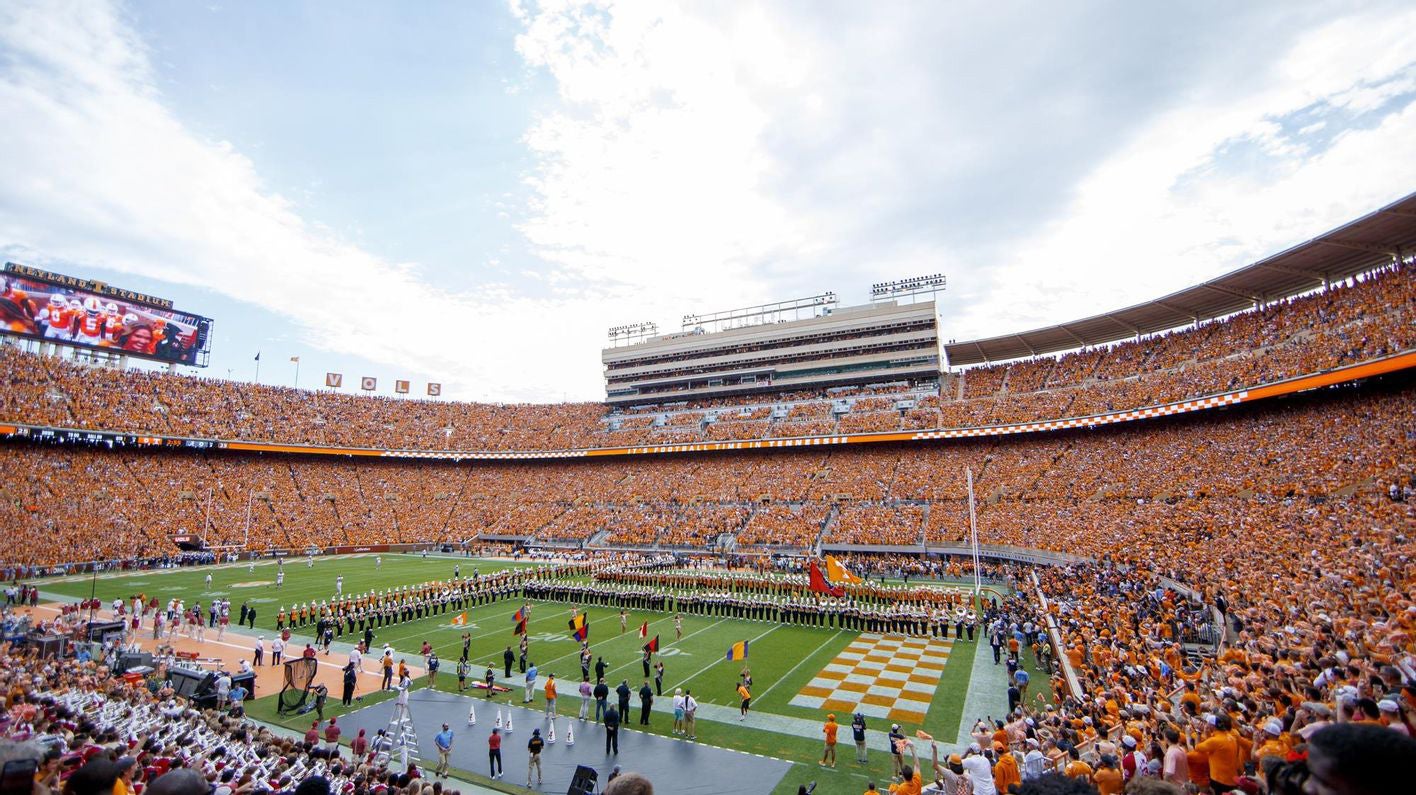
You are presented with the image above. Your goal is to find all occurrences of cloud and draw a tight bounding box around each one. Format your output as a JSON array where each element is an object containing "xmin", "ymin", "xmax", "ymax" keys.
[
  {"xmin": 0, "ymin": 0, "xmax": 605, "ymax": 401},
  {"xmin": 949, "ymin": 6, "xmax": 1416, "ymax": 340},
  {"xmin": 3, "ymin": 0, "xmax": 1414, "ymax": 406},
  {"xmin": 510, "ymin": 0, "xmax": 1416, "ymax": 356}
]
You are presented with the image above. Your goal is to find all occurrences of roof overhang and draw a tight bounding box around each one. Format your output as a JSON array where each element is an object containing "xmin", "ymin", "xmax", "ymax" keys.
[{"xmin": 944, "ymin": 191, "xmax": 1416, "ymax": 366}]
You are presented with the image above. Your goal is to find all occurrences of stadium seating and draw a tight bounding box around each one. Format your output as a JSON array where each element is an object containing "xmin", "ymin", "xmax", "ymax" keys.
[
  {"xmin": 0, "ymin": 263, "xmax": 1409, "ymax": 453},
  {"xmin": 3, "ymin": 368, "xmax": 1410, "ymax": 568},
  {"xmin": 2, "ymin": 263, "xmax": 1413, "ymax": 791}
]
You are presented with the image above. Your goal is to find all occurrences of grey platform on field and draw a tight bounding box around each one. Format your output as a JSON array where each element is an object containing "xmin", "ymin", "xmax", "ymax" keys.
[{"xmin": 338, "ymin": 689, "xmax": 794, "ymax": 795}]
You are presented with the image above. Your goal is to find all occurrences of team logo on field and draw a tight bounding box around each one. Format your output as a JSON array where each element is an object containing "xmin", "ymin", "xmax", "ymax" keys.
[
  {"xmin": 790, "ymin": 633, "xmax": 951, "ymax": 725},
  {"xmin": 230, "ymin": 581, "xmax": 273, "ymax": 588}
]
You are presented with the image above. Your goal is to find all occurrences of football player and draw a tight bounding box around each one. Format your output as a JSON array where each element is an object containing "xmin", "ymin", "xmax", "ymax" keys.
[
  {"xmin": 103, "ymin": 302, "xmax": 125, "ymax": 342},
  {"xmin": 39, "ymin": 293, "xmax": 75, "ymax": 340},
  {"xmin": 74, "ymin": 297, "xmax": 107, "ymax": 344}
]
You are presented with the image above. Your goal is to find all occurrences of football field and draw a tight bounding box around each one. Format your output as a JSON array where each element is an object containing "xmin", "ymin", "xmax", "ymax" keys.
[{"xmin": 38, "ymin": 554, "xmax": 1042, "ymax": 795}]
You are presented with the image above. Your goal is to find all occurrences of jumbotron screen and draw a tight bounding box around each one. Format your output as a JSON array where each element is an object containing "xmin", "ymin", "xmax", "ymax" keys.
[{"xmin": 0, "ymin": 265, "xmax": 212, "ymax": 366}]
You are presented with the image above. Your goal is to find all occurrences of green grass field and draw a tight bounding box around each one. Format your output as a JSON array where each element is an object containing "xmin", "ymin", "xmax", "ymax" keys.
[{"xmin": 37, "ymin": 554, "xmax": 1049, "ymax": 795}]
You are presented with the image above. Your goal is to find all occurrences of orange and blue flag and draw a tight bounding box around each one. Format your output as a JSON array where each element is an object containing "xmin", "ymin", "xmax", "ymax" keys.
[
  {"xmin": 513, "ymin": 607, "xmax": 526, "ymax": 623},
  {"xmin": 725, "ymin": 640, "xmax": 748, "ymax": 661}
]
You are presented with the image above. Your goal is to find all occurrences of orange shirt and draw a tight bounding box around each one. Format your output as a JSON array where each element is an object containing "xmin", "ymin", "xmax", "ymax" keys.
[
  {"xmin": 1187, "ymin": 749, "xmax": 1211, "ymax": 787},
  {"xmin": 1064, "ymin": 760, "xmax": 1093, "ymax": 779},
  {"xmin": 993, "ymin": 754, "xmax": 1021, "ymax": 794},
  {"xmin": 823, "ymin": 722, "xmax": 838, "ymax": 744},
  {"xmin": 1196, "ymin": 731, "xmax": 1241, "ymax": 786},
  {"xmin": 888, "ymin": 771, "xmax": 922, "ymax": 795},
  {"xmin": 545, "ymin": 680, "xmax": 557, "ymax": 699},
  {"xmin": 1094, "ymin": 767, "xmax": 1123, "ymax": 795}
]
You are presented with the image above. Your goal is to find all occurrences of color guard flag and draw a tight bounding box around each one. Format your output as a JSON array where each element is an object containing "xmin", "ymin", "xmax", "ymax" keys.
[
  {"xmin": 638, "ymin": 621, "xmax": 648, "ymax": 639},
  {"xmin": 568, "ymin": 614, "xmax": 588, "ymax": 642},
  {"xmin": 808, "ymin": 559, "xmax": 845, "ymax": 597},
  {"xmin": 643, "ymin": 635, "xmax": 659, "ymax": 654},
  {"xmin": 514, "ymin": 619, "xmax": 526, "ymax": 636},
  {"xmin": 450, "ymin": 612, "xmax": 467, "ymax": 626},
  {"xmin": 513, "ymin": 607, "xmax": 526, "ymax": 624},
  {"xmin": 825, "ymin": 555, "xmax": 863, "ymax": 585},
  {"xmin": 725, "ymin": 640, "xmax": 749, "ymax": 661}
]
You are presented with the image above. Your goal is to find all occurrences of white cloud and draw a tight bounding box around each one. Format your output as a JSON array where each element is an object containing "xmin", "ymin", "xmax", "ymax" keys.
[
  {"xmin": 0, "ymin": 0, "xmax": 608, "ymax": 401},
  {"xmin": 511, "ymin": 1, "xmax": 1416, "ymax": 352},
  {"xmin": 3, "ymin": 0, "xmax": 1414, "ymax": 407},
  {"xmin": 951, "ymin": 6, "xmax": 1416, "ymax": 340}
]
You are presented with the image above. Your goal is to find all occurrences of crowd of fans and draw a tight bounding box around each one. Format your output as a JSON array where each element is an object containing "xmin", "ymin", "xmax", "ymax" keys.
[
  {"xmin": 0, "ymin": 266, "xmax": 1412, "ymax": 794},
  {"xmin": 1, "ymin": 371, "xmax": 1410, "ymax": 567},
  {"xmin": 0, "ymin": 639, "xmax": 458, "ymax": 795},
  {"xmin": 2, "ymin": 263, "xmax": 1409, "ymax": 455}
]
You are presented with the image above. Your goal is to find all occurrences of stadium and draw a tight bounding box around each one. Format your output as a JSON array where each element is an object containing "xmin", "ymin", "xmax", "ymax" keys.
[
  {"xmin": 1, "ymin": 184, "xmax": 1414, "ymax": 795},
  {"xmin": 5, "ymin": 3, "xmax": 1416, "ymax": 795}
]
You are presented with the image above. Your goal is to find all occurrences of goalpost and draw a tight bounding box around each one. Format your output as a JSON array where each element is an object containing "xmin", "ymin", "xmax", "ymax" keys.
[{"xmin": 966, "ymin": 467, "xmax": 982, "ymax": 596}]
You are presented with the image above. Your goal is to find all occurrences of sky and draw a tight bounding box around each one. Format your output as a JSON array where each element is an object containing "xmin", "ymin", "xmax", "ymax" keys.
[{"xmin": 1, "ymin": 0, "xmax": 1414, "ymax": 403}]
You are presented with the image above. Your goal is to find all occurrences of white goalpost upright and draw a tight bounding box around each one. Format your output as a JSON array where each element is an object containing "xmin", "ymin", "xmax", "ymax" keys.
[{"xmin": 966, "ymin": 467, "xmax": 982, "ymax": 596}]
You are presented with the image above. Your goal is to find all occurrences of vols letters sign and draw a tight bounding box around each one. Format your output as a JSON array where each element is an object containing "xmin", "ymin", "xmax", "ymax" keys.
[
  {"xmin": 427, "ymin": 383, "xmax": 442, "ymax": 396},
  {"xmin": 395, "ymin": 380, "xmax": 410, "ymax": 394},
  {"xmin": 360, "ymin": 376, "xmax": 377, "ymax": 391},
  {"xmin": 326, "ymin": 373, "xmax": 343, "ymax": 388}
]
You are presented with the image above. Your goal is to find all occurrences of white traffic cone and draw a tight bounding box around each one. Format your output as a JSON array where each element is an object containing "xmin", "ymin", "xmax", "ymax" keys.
[
  {"xmin": 467, "ymin": 702, "xmax": 477, "ymax": 726},
  {"xmin": 506, "ymin": 712, "xmax": 514, "ymax": 734},
  {"xmin": 495, "ymin": 710, "xmax": 503, "ymax": 730},
  {"xmin": 547, "ymin": 719, "xmax": 556, "ymax": 745},
  {"xmin": 565, "ymin": 724, "xmax": 574, "ymax": 747}
]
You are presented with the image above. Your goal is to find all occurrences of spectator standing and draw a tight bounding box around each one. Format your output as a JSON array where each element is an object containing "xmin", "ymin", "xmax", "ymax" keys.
[
  {"xmin": 432, "ymin": 723, "xmax": 453, "ymax": 778},
  {"xmin": 524, "ymin": 662, "xmax": 538, "ymax": 703},
  {"xmin": 487, "ymin": 728, "xmax": 503, "ymax": 780},
  {"xmin": 851, "ymin": 713, "xmax": 868, "ymax": 764},
  {"xmin": 604, "ymin": 704, "xmax": 621, "ymax": 755},
  {"xmin": 820, "ymin": 713, "xmax": 838, "ymax": 768},
  {"xmin": 324, "ymin": 718, "xmax": 341, "ymax": 755},
  {"xmin": 526, "ymin": 729, "xmax": 545, "ymax": 787},
  {"xmin": 638, "ymin": 681, "xmax": 653, "ymax": 726}
]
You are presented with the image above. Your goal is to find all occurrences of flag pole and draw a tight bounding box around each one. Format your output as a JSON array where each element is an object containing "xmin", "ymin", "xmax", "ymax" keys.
[
  {"xmin": 966, "ymin": 466, "xmax": 981, "ymax": 597},
  {"xmin": 294, "ymin": 359, "xmax": 300, "ymax": 388}
]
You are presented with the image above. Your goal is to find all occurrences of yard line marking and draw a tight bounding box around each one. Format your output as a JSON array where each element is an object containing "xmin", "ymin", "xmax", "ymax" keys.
[
  {"xmin": 668, "ymin": 623, "xmax": 781, "ymax": 693},
  {"xmin": 532, "ymin": 611, "xmax": 683, "ymax": 673},
  {"xmin": 599, "ymin": 616, "xmax": 729, "ymax": 679},
  {"xmin": 752, "ymin": 629, "xmax": 845, "ymax": 701}
]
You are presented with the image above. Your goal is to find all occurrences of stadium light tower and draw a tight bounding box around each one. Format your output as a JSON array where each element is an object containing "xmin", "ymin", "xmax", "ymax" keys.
[
  {"xmin": 871, "ymin": 274, "xmax": 946, "ymax": 304},
  {"xmin": 607, "ymin": 321, "xmax": 659, "ymax": 347}
]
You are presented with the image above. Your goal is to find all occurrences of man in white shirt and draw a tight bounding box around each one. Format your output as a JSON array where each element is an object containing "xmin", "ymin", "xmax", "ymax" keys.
[
  {"xmin": 961, "ymin": 743, "xmax": 995, "ymax": 794},
  {"xmin": 1022, "ymin": 738, "xmax": 1048, "ymax": 780},
  {"xmin": 682, "ymin": 690, "xmax": 698, "ymax": 740},
  {"xmin": 215, "ymin": 672, "xmax": 232, "ymax": 709}
]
